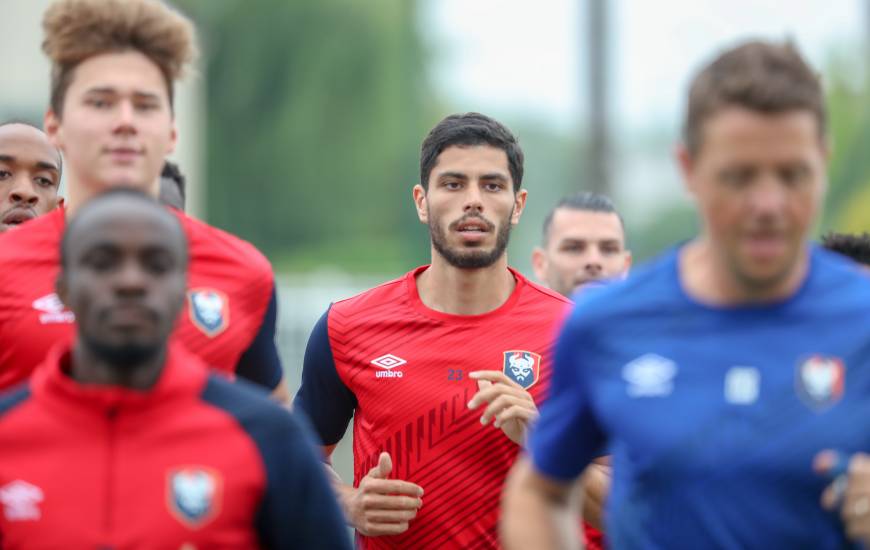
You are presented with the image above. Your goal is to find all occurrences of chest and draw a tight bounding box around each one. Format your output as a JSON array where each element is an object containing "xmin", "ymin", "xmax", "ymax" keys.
[
  {"xmin": 0, "ymin": 411, "xmax": 264, "ymax": 549},
  {"xmin": 590, "ymin": 315, "xmax": 870, "ymax": 484}
]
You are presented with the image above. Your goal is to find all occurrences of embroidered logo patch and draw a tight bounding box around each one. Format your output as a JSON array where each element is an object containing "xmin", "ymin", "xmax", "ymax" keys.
[
  {"xmin": 167, "ymin": 467, "xmax": 222, "ymax": 529},
  {"xmin": 187, "ymin": 289, "xmax": 229, "ymax": 337},
  {"xmin": 503, "ymin": 350, "xmax": 541, "ymax": 389},
  {"xmin": 796, "ymin": 355, "xmax": 845, "ymax": 411}
]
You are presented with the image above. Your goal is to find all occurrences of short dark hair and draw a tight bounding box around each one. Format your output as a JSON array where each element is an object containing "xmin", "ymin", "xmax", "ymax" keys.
[
  {"xmin": 61, "ymin": 188, "xmax": 185, "ymax": 269},
  {"xmin": 541, "ymin": 192, "xmax": 623, "ymax": 246},
  {"xmin": 821, "ymin": 232, "xmax": 870, "ymax": 266},
  {"xmin": 0, "ymin": 120, "xmax": 63, "ymax": 176},
  {"xmin": 684, "ymin": 40, "xmax": 825, "ymax": 156},
  {"xmin": 420, "ymin": 112, "xmax": 524, "ymax": 192},
  {"xmin": 160, "ymin": 161, "xmax": 186, "ymax": 199}
]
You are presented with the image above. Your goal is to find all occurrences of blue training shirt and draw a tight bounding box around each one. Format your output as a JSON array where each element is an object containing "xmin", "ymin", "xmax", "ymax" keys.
[{"xmin": 528, "ymin": 245, "xmax": 870, "ymax": 549}]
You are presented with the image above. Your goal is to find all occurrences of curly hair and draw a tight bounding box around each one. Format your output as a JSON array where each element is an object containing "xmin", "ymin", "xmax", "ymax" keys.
[
  {"xmin": 821, "ymin": 232, "xmax": 870, "ymax": 266},
  {"xmin": 42, "ymin": 0, "xmax": 197, "ymax": 116}
]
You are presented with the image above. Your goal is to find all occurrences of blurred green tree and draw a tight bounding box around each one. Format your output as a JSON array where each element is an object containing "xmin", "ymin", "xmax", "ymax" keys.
[{"xmin": 177, "ymin": 0, "xmax": 432, "ymax": 273}]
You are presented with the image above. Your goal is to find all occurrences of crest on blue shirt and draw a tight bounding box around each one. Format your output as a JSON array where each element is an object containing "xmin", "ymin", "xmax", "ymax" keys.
[
  {"xmin": 796, "ymin": 355, "xmax": 845, "ymax": 411},
  {"xmin": 167, "ymin": 467, "xmax": 222, "ymax": 528},
  {"xmin": 187, "ymin": 288, "xmax": 230, "ymax": 338},
  {"xmin": 503, "ymin": 350, "xmax": 542, "ymax": 389}
]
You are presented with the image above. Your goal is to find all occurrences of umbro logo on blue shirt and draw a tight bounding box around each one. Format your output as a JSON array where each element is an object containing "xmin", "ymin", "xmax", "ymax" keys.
[{"xmin": 622, "ymin": 354, "xmax": 677, "ymax": 397}]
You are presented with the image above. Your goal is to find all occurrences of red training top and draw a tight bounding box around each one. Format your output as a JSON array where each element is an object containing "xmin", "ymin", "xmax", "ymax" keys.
[
  {"xmin": 0, "ymin": 207, "xmax": 282, "ymax": 391},
  {"xmin": 295, "ymin": 265, "xmax": 572, "ymax": 549}
]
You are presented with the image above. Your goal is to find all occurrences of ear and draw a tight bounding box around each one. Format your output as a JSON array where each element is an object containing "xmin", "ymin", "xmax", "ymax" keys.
[
  {"xmin": 44, "ymin": 108, "xmax": 62, "ymax": 149},
  {"xmin": 676, "ymin": 143, "xmax": 698, "ymax": 196},
  {"xmin": 531, "ymin": 246, "xmax": 548, "ymax": 283},
  {"xmin": 623, "ymin": 250, "xmax": 633, "ymax": 275},
  {"xmin": 413, "ymin": 184, "xmax": 428, "ymax": 224},
  {"xmin": 511, "ymin": 189, "xmax": 528, "ymax": 225},
  {"xmin": 166, "ymin": 121, "xmax": 178, "ymax": 155}
]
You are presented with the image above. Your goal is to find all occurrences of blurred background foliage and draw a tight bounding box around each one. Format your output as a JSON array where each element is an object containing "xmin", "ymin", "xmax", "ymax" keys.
[{"xmin": 176, "ymin": 0, "xmax": 870, "ymax": 274}]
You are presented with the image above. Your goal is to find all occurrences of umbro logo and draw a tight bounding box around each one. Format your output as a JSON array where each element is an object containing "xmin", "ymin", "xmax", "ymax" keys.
[
  {"xmin": 623, "ymin": 353, "xmax": 677, "ymax": 397},
  {"xmin": 32, "ymin": 293, "xmax": 74, "ymax": 325},
  {"xmin": 0, "ymin": 480, "xmax": 43, "ymax": 521},
  {"xmin": 371, "ymin": 354, "xmax": 406, "ymax": 370},
  {"xmin": 371, "ymin": 354, "xmax": 406, "ymax": 379}
]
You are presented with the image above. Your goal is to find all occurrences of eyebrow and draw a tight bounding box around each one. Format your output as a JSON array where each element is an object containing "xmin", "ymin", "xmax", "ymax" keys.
[
  {"xmin": 85, "ymin": 87, "xmax": 162, "ymax": 101},
  {"xmin": 0, "ymin": 155, "xmax": 59, "ymax": 172},
  {"xmin": 437, "ymin": 171, "xmax": 508, "ymax": 181}
]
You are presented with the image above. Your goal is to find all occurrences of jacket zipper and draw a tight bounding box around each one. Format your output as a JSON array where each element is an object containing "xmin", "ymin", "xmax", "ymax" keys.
[{"xmin": 103, "ymin": 407, "xmax": 118, "ymax": 549}]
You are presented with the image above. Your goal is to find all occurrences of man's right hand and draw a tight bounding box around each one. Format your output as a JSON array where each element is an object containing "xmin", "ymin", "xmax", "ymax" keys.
[{"xmin": 345, "ymin": 452, "xmax": 424, "ymax": 536}]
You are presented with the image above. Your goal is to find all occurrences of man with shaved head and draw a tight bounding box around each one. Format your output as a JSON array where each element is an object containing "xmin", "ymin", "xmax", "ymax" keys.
[
  {"xmin": 0, "ymin": 189, "xmax": 350, "ymax": 549},
  {"xmin": 0, "ymin": 122, "xmax": 62, "ymax": 232}
]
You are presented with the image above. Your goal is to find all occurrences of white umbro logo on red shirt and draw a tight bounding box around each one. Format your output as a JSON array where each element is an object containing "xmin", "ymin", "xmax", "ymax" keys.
[
  {"xmin": 371, "ymin": 354, "xmax": 407, "ymax": 370},
  {"xmin": 32, "ymin": 293, "xmax": 74, "ymax": 324},
  {"xmin": 0, "ymin": 480, "xmax": 44, "ymax": 521}
]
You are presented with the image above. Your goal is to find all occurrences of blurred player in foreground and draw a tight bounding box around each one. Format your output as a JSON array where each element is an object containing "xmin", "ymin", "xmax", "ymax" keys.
[
  {"xmin": 0, "ymin": 189, "xmax": 349, "ymax": 549},
  {"xmin": 503, "ymin": 40, "xmax": 870, "ymax": 549},
  {"xmin": 295, "ymin": 112, "xmax": 571, "ymax": 548}
]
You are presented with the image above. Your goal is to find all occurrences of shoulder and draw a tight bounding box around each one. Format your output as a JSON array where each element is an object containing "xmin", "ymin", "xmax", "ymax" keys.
[
  {"xmin": 515, "ymin": 271, "xmax": 573, "ymax": 307},
  {"xmin": 0, "ymin": 385, "xmax": 31, "ymax": 417},
  {"xmin": 0, "ymin": 210, "xmax": 62, "ymax": 263},
  {"xmin": 808, "ymin": 245, "xmax": 870, "ymax": 302},
  {"xmin": 200, "ymin": 375, "xmax": 300, "ymax": 437},
  {"xmin": 176, "ymin": 211, "xmax": 273, "ymax": 283},
  {"xmin": 329, "ymin": 271, "xmax": 409, "ymax": 317},
  {"xmin": 564, "ymin": 248, "xmax": 681, "ymax": 331}
]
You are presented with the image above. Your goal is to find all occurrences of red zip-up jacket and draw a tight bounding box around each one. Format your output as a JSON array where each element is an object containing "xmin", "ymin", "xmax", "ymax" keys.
[{"xmin": 0, "ymin": 343, "xmax": 350, "ymax": 550}]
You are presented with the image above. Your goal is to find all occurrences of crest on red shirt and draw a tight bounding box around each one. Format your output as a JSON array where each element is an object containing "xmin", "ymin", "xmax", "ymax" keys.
[
  {"xmin": 187, "ymin": 288, "xmax": 230, "ymax": 338},
  {"xmin": 503, "ymin": 350, "xmax": 541, "ymax": 389},
  {"xmin": 796, "ymin": 355, "xmax": 845, "ymax": 411},
  {"xmin": 167, "ymin": 467, "xmax": 223, "ymax": 528}
]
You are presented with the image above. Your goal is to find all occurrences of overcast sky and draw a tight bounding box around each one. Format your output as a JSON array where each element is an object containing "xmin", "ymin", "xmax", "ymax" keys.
[{"xmin": 423, "ymin": 0, "xmax": 865, "ymax": 133}]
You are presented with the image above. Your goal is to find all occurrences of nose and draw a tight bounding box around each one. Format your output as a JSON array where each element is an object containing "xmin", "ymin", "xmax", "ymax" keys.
[
  {"xmin": 748, "ymin": 174, "xmax": 787, "ymax": 215},
  {"xmin": 114, "ymin": 259, "xmax": 148, "ymax": 296},
  {"xmin": 113, "ymin": 100, "xmax": 137, "ymax": 135},
  {"xmin": 582, "ymin": 248, "xmax": 603, "ymax": 276},
  {"xmin": 9, "ymin": 175, "xmax": 39, "ymax": 207},
  {"xmin": 463, "ymin": 184, "xmax": 484, "ymax": 213}
]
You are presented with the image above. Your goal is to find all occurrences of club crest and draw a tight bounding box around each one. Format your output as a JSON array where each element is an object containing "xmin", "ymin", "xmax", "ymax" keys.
[
  {"xmin": 796, "ymin": 355, "xmax": 845, "ymax": 411},
  {"xmin": 503, "ymin": 350, "xmax": 542, "ymax": 389},
  {"xmin": 167, "ymin": 467, "xmax": 222, "ymax": 529},
  {"xmin": 187, "ymin": 288, "xmax": 229, "ymax": 337}
]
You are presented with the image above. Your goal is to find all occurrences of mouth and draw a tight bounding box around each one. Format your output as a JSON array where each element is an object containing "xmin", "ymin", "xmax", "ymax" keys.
[
  {"xmin": 105, "ymin": 146, "xmax": 144, "ymax": 163},
  {"xmin": 1, "ymin": 208, "xmax": 36, "ymax": 228},
  {"xmin": 743, "ymin": 232, "xmax": 787, "ymax": 260},
  {"xmin": 450, "ymin": 216, "xmax": 494, "ymax": 243},
  {"xmin": 103, "ymin": 304, "xmax": 158, "ymax": 329}
]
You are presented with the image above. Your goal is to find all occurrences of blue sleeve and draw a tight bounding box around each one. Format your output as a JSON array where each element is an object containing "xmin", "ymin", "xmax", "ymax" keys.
[
  {"xmin": 292, "ymin": 306, "xmax": 357, "ymax": 446},
  {"xmin": 527, "ymin": 309, "xmax": 606, "ymax": 481},
  {"xmin": 235, "ymin": 285, "xmax": 284, "ymax": 390},
  {"xmin": 202, "ymin": 377, "xmax": 352, "ymax": 550}
]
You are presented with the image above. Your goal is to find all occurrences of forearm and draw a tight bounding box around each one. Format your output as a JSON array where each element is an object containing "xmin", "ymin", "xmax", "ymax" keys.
[
  {"xmin": 580, "ymin": 462, "xmax": 610, "ymax": 530},
  {"xmin": 502, "ymin": 459, "xmax": 581, "ymax": 550},
  {"xmin": 323, "ymin": 462, "xmax": 357, "ymax": 525}
]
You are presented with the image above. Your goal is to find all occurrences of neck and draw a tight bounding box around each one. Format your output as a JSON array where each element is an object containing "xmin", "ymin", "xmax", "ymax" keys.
[
  {"xmin": 416, "ymin": 250, "xmax": 516, "ymax": 315},
  {"xmin": 65, "ymin": 176, "xmax": 160, "ymax": 217},
  {"xmin": 679, "ymin": 237, "xmax": 810, "ymax": 305},
  {"xmin": 69, "ymin": 340, "xmax": 167, "ymax": 391}
]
